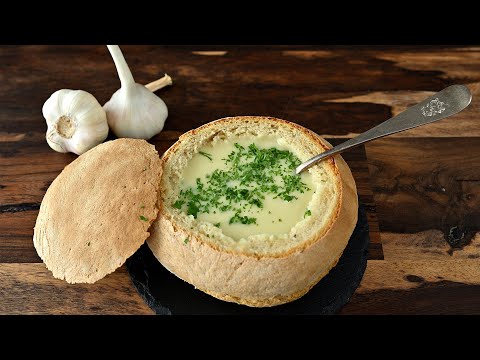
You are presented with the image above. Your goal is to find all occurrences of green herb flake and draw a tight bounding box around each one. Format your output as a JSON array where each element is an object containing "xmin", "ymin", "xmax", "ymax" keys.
[
  {"xmin": 199, "ymin": 151, "xmax": 213, "ymax": 161},
  {"xmin": 214, "ymin": 223, "xmax": 221, "ymax": 228},
  {"xmin": 304, "ymin": 209, "xmax": 312, "ymax": 218},
  {"xmin": 173, "ymin": 200, "xmax": 184, "ymax": 209},
  {"xmin": 139, "ymin": 215, "xmax": 149, "ymax": 221},
  {"xmin": 187, "ymin": 201, "xmax": 200, "ymax": 218},
  {"xmin": 184, "ymin": 237, "xmax": 189, "ymax": 244},
  {"xmin": 229, "ymin": 212, "xmax": 257, "ymax": 225}
]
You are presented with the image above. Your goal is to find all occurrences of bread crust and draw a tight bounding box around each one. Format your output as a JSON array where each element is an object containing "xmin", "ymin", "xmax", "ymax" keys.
[
  {"xmin": 147, "ymin": 116, "xmax": 358, "ymax": 307},
  {"xmin": 34, "ymin": 139, "xmax": 162, "ymax": 284}
]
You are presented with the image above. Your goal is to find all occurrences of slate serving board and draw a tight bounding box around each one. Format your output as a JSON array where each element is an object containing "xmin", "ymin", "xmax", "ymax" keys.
[{"xmin": 126, "ymin": 202, "xmax": 369, "ymax": 315}]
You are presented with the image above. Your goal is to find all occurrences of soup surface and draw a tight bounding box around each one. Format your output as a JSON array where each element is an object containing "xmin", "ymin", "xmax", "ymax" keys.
[{"xmin": 174, "ymin": 136, "xmax": 315, "ymax": 240}]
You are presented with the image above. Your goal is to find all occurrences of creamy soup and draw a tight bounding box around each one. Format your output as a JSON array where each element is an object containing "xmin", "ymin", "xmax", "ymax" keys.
[{"xmin": 173, "ymin": 136, "xmax": 314, "ymax": 240}]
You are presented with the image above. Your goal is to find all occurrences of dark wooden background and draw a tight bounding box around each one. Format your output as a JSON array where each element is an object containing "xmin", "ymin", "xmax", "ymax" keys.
[{"xmin": 1, "ymin": 45, "xmax": 479, "ymax": 314}]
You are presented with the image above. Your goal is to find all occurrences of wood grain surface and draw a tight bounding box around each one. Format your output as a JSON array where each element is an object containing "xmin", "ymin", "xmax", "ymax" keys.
[{"xmin": 0, "ymin": 45, "xmax": 479, "ymax": 314}]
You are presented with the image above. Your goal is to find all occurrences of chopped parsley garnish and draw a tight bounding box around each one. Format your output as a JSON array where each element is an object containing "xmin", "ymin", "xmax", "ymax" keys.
[
  {"xmin": 229, "ymin": 212, "xmax": 257, "ymax": 225},
  {"xmin": 184, "ymin": 237, "xmax": 189, "ymax": 244},
  {"xmin": 214, "ymin": 223, "xmax": 221, "ymax": 228},
  {"xmin": 187, "ymin": 200, "xmax": 200, "ymax": 218},
  {"xmin": 304, "ymin": 209, "xmax": 312, "ymax": 218},
  {"xmin": 199, "ymin": 151, "xmax": 213, "ymax": 161},
  {"xmin": 173, "ymin": 200, "xmax": 184, "ymax": 209},
  {"xmin": 139, "ymin": 215, "xmax": 149, "ymax": 221},
  {"xmin": 174, "ymin": 143, "xmax": 309, "ymax": 225}
]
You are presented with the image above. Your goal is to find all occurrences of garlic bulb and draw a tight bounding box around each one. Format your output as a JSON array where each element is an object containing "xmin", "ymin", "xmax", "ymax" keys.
[
  {"xmin": 43, "ymin": 89, "xmax": 109, "ymax": 155},
  {"xmin": 104, "ymin": 45, "xmax": 168, "ymax": 140}
]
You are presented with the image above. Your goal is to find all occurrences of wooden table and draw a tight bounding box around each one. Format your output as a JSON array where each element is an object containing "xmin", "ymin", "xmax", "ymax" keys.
[{"xmin": 1, "ymin": 45, "xmax": 479, "ymax": 315}]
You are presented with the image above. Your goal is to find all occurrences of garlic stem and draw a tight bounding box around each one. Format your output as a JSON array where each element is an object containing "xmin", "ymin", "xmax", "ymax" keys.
[
  {"xmin": 145, "ymin": 74, "xmax": 173, "ymax": 92},
  {"xmin": 107, "ymin": 45, "xmax": 135, "ymax": 87}
]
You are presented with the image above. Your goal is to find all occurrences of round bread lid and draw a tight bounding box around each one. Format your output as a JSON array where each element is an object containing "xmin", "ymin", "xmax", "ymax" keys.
[{"xmin": 33, "ymin": 138, "xmax": 162, "ymax": 283}]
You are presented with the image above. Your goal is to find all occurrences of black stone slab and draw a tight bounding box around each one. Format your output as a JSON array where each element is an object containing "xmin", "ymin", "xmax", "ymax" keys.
[{"xmin": 126, "ymin": 202, "xmax": 369, "ymax": 315}]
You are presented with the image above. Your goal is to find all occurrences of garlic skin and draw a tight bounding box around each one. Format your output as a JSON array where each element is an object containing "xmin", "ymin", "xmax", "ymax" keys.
[
  {"xmin": 43, "ymin": 89, "xmax": 109, "ymax": 155},
  {"xmin": 104, "ymin": 83, "xmax": 168, "ymax": 139},
  {"xmin": 104, "ymin": 45, "xmax": 168, "ymax": 140}
]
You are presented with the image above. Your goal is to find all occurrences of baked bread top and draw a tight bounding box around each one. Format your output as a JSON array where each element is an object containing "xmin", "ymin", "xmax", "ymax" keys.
[
  {"xmin": 157, "ymin": 116, "xmax": 348, "ymax": 257},
  {"xmin": 33, "ymin": 138, "xmax": 162, "ymax": 283}
]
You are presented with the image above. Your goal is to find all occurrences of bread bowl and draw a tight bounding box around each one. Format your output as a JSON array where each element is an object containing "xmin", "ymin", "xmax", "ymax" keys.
[{"xmin": 147, "ymin": 116, "xmax": 358, "ymax": 307}]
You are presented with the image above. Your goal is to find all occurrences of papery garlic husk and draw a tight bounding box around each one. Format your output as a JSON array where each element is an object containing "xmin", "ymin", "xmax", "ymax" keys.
[
  {"xmin": 104, "ymin": 45, "xmax": 168, "ymax": 140},
  {"xmin": 104, "ymin": 83, "xmax": 168, "ymax": 139},
  {"xmin": 43, "ymin": 89, "xmax": 109, "ymax": 155}
]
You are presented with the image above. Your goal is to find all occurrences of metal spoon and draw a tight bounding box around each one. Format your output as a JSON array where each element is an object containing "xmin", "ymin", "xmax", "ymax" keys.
[{"xmin": 295, "ymin": 84, "xmax": 472, "ymax": 175}]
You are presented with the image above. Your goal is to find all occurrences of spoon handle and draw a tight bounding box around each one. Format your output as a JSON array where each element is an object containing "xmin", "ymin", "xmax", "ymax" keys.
[{"xmin": 296, "ymin": 84, "xmax": 472, "ymax": 175}]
